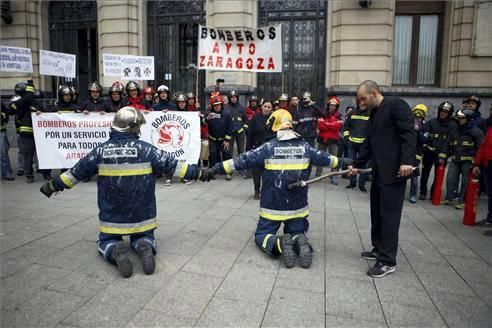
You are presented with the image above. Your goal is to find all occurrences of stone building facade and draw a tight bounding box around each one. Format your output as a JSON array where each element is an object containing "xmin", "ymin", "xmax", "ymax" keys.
[{"xmin": 1, "ymin": 0, "xmax": 491, "ymax": 112}]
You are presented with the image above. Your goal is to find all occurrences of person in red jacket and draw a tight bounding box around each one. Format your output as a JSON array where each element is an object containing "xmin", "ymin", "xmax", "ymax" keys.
[
  {"xmin": 473, "ymin": 105, "xmax": 492, "ymax": 227},
  {"xmin": 126, "ymin": 81, "xmax": 151, "ymax": 111},
  {"xmin": 315, "ymin": 96, "xmax": 343, "ymax": 184}
]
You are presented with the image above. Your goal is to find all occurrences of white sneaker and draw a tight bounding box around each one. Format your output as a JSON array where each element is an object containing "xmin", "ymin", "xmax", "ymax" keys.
[{"xmin": 164, "ymin": 179, "xmax": 172, "ymax": 186}]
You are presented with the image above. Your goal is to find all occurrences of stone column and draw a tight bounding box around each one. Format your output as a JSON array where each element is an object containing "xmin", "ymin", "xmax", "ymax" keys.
[{"xmin": 204, "ymin": 0, "xmax": 257, "ymax": 93}]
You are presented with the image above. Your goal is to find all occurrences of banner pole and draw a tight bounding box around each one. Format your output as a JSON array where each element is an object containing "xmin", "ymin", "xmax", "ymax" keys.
[
  {"xmin": 56, "ymin": 76, "xmax": 59, "ymax": 102},
  {"xmin": 196, "ymin": 68, "xmax": 199, "ymax": 99}
]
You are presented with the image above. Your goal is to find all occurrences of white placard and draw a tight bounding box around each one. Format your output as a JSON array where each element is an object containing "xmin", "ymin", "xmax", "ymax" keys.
[
  {"xmin": 103, "ymin": 53, "xmax": 155, "ymax": 80},
  {"xmin": 40, "ymin": 50, "xmax": 76, "ymax": 78},
  {"xmin": 198, "ymin": 24, "xmax": 282, "ymax": 73},
  {"xmin": 0, "ymin": 45, "xmax": 33, "ymax": 73},
  {"xmin": 32, "ymin": 111, "xmax": 200, "ymax": 169}
]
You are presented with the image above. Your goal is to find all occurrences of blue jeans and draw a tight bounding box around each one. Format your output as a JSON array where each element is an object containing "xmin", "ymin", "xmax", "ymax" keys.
[
  {"xmin": 1, "ymin": 131, "xmax": 13, "ymax": 177},
  {"xmin": 97, "ymin": 230, "xmax": 156, "ymax": 263},
  {"xmin": 347, "ymin": 141, "xmax": 367, "ymax": 187},
  {"xmin": 254, "ymin": 217, "xmax": 309, "ymax": 256}
]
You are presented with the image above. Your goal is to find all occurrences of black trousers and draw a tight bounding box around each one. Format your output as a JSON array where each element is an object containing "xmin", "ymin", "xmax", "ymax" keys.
[
  {"xmin": 419, "ymin": 149, "xmax": 439, "ymax": 196},
  {"xmin": 370, "ymin": 173, "xmax": 406, "ymax": 266},
  {"xmin": 209, "ymin": 139, "xmax": 231, "ymax": 167},
  {"xmin": 19, "ymin": 135, "xmax": 36, "ymax": 178},
  {"xmin": 252, "ymin": 167, "xmax": 263, "ymax": 192}
]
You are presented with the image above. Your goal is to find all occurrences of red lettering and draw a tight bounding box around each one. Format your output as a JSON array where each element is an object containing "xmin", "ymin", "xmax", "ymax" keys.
[
  {"xmin": 199, "ymin": 56, "xmax": 205, "ymax": 67},
  {"xmin": 237, "ymin": 43, "xmax": 244, "ymax": 55},
  {"xmin": 257, "ymin": 57, "xmax": 265, "ymax": 70},
  {"xmin": 268, "ymin": 57, "xmax": 275, "ymax": 70},
  {"xmin": 216, "ymin": 56, "xmax": 223, "ymax": 68},
  {"xmin": 246, "ymin": 58, "xmax": 253, "ymax": 69},
  {"xmin": 236, "ymin": 58, "xmax": 243, "ymax": 69},
  {"xmin": 226, "ymin": 57, "xmax": 233, "ymax": 68},
  {"xmin": 207, "ymin": 56, "xmax": 214, "ymax": 67},
  {"xmin": 248, "ymin": 43, "xmax": 256, "ymax": 55},
  {"xmin": 225, "ymin": 43, "xmax": 233, "ymax": 54},
  {"xmin": 212, "ymin": 42, "xmax": 220, "ymax": 54}
]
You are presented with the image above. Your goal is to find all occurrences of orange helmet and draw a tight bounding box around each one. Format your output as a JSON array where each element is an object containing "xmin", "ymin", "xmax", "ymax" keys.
[{"xmin": 143, "ymin": 86, "xmax": 155, "ymax": 95}]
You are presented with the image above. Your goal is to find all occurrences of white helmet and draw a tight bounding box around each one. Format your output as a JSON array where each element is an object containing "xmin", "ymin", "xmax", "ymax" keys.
[
  {"xmin": 112, "ymin": 106, "xmax": 146, "ymax": 134},
  {"xmin": 157, "ymin": 85, "xmax": 170, "ymax": 94}
]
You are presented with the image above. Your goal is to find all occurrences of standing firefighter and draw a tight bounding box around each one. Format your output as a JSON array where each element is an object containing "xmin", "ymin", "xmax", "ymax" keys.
[
  {"xmin": 200, "ymin": 110, "xmax": 346, "ymax": 269},
  {"xmin": 292, "ymin": 92, "xmax": 326, "ymax": 147},
  {"xmin": 408, "ymin": 104, "xmax": 428, "ymax": 203},
  {"xmin": 40, "ymin": 107, "xmax": 201, "ymax": 278}
]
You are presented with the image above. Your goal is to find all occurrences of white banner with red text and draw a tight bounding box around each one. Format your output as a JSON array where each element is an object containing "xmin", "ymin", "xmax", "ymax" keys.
[
  {"xmin": 197, "ymin": 24, "xmax": 282, "ymax": 73},
  {"xmin": 32, "ymin": 112, "xmax": 201, "ymax": 169}
]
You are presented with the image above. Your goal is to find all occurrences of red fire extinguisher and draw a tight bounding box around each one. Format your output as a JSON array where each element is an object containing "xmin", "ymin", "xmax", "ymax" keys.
[
  {"xmin": 432, "ymin": 164, "xmax": 446, "ymax": 206},
  {"xmin": 463, "ymin": 173, "xmax": 480, "ymax": 226}
]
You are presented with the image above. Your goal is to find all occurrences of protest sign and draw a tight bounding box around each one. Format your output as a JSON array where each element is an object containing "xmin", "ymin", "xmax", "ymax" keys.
[
  {"xmin": 32, "ymin": 111, "xmax": 200, "ymax": 169},
  {"xmin": 0, "ymin": 45, "xmax": 33, "ymax": 73},
  {"xmin": 40, "ymin": 50, "xmax": 76, "ymax": 78},
  {"xmin": 103, "ymin": 53, "xmax": 155, "ymax": 80},
  {"xmin": 198, "ymin": 24, "xmax": 282, "ymax": 73}
]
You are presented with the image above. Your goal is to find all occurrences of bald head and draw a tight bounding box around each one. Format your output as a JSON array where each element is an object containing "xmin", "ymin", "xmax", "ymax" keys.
[
  {"xmin": 358, "ymin": 80, "xmax": 380, "ymax": 94},
  {"xmin": 357, "ymin": 80, "xmax": 383, "ymax": 110}
]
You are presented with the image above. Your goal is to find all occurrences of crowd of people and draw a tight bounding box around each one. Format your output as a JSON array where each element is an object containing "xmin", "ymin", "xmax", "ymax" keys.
[{"xmin": 2, "ymin": 78, "xmax": 492, "ymax": 227}]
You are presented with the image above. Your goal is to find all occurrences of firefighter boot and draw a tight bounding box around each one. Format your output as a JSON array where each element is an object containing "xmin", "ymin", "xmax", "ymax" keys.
[
  {"xmin": 279, "ymin": 234, "xmax": 296, "ymax": 268},
  {"xmin": 110, "ymin": 242, "xmax": 133, "ymax": 278},
  {"xmin": 135, "ymin": 240, "xmax": 155, "ymax": 275},
  {"xmin": 293, "ymin": 234, "xmax": 313, "ymax": 269}
]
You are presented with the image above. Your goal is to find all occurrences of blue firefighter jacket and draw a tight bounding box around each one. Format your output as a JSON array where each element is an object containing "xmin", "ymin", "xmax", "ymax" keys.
[
  {"xmin": 215, "ymin": 133, "xmax": 339, "ymax": 221},
  {"xmin": 54, "ymin": 131, "xmax": 197, "ymax": 235}
]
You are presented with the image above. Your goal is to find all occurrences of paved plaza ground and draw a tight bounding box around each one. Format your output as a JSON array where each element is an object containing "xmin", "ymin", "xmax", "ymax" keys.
[{"xmin": 1, "ymin": 164, "xmax": 491, "ymax": 327}]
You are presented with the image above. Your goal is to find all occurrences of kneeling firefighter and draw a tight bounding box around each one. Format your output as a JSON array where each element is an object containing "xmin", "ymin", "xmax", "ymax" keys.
[
  {"xmin": 40, "ymin": 107, "xmax": 201, "ymax": 278},
  {"xmin": 200, "ymin": 110, "xmax": 349, "ymax": 269}
]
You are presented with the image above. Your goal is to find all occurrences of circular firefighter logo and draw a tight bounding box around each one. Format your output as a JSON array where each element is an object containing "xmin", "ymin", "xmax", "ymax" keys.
[{"xmin": 157, "ymin": 122, "xmax": 184, "ymax": 149}]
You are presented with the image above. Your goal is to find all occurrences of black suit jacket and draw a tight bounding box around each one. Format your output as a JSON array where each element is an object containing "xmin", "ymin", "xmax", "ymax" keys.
[{"xmin": 353, "ymin": 96, "xmax": 416, "ymax": 185}]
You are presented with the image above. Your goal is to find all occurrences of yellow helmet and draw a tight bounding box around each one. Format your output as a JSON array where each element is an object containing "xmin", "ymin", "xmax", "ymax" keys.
[
  {"xmin": 268, "ymin": 109, "xmax": 293, "ymax": 132},
  {"xmin": 412, "ymin": 103, "xmax": 428, "ymax": 118}
]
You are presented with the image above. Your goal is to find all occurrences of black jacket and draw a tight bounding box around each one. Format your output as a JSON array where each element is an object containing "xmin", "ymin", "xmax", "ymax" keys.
[
  {"xmin": 205, "ymin": 108, "xmax": 233, "ymax": 141},
  {"xmin": 10, "ymin": 80, "xmax": 36, "ymax": 136},
  {"xmin": 439, "ymin": 123, "xmax": 483, "ymax": 163},
  {"xmin": 422, "ymin": 117, "xmax": 458, "ymax": 154},
  {"xmin": 292, "ymin": 103, "xmax": 326, "ymax": 139},
  {"xmin": 342, "ymin": 108, "xmax": 370, "ymax": 144},
  {"xmin": 353, "ymin": 96, "xmax": 416, "ymax": 185},
  {"xmin": 224, "ymin": 103, "xmax": 248, "ymax": 134},
  {"xmin": 1, "ymin": 101, "xmax": 13, "ymax": 132},
  {"xmin": 105, "ymin": 98, "xmax": 127, "ymax": 113},
  {"xmin": 54, "ymin": 100, "xmax": 79, "ymax": 113},
  {"xmin": 246, "ymin": 112, "xmax": 270, "ymax": 150},
  {"xmin": 79, "ymin": 97, "xmax": 111, "ymax": 113}
]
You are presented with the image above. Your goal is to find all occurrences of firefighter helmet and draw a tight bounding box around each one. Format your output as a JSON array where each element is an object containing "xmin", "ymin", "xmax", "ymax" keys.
[
  {"xmin": 143, "ymin": 86, "xmax": 155, "ymax": 95},
  {"xmin": 412, "ymin": 104, "xmax": 428, "ymax": 118},
  {"xmin": 125, "ymin": 81, "xmax": 140, "ymax": 93},
  {"xmin": 175, "ymin": 93, "xmax": 187, "ymax": 103},
  {"xmin": 210, "ymin": 95, "xmax": 223, "ymax": 106},
  {"xmin": 58, "ymin": 85, "xmax": 73, "ymax": 97},
  {"xmin": 229, "ymin": 89, "xmax": 238, "ymax": 97},
  {"xmin": 157, "ymin": 84, "xmax": 170, "ymax": 94},
  {"xmin": 187, "ymin": 92, "xmax": 196, "ymax": 99},
  {"xmin": 438, "ymin": 101, "xmax": 454, "ymax": 114},
  {"xmin": 278, "ymin": 93, "xmax": 289, "ymax": 102},
  {"xmin": 249, "ymin": 95, "xmax": 258, "ymax": 102},
  {"xmin": 269, "ymin": 109, "xmax": 293, "ymax": 132},
  {"xmin": 112, "ymin": 106, "xmax": 146, "ymax": 134},
  {"xmin": 327, "ymin": 96, "xmax": 340, "ymax": 107},
  {"xmin": 466, "ymin": 95, "xmax": 481, "ymax": 109},
  {"xmin": 88, "ymin": 81, "xmax": 103, "ymax": 93},
  {"xmin": 456, "ymin": 109, "xmax": 474, "ymax": 121},
  {"xmin": 302, "ymin": 91, "xmax": 312, "ymax": 102},
  {"xmin": 14, "ymin": 82, "xmax": 28, "ymax": 96},
  {"xmin": 109, "ymin": 81, "xmax": 124, "ymax": 94}
]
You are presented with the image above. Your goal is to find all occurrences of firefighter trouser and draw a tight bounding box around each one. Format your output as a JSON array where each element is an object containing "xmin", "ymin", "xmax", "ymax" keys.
[
  {"xmin": 230, "ymin": 131, "xmax": 245, "ymax": 158},
  {"xmin": 445, "ymin": 161, "xmax": 473, "ymax": 203},
  {"xmin": 19, "ymin": 135, "xmax": 35, "ymax": 178},
  {"xmin": 420, "ymin": 150, "xmax": 439, "ymax": 196},
  {"xmin": 254, "ymin": 217, "xmax": 309, "ymax": 256},
  {"xmin": 252, "ymin": 167, "xmax": 263, "ymax": 192},
  {"xmin": 97, "ymin": 230, "xmax": 156, "ymax": 263},
  {"xmin": 209, "ymin": 139, "xmax": 231, "ymax": 167},
  {"xmin": 347, "ymin": 141, "xmax": 367, "ymax": 187}
]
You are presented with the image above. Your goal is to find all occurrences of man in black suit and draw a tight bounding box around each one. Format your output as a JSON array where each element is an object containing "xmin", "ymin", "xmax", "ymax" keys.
[{"xmin": 348, "ymin": 80, "xmax": 416, "ymax": 278}]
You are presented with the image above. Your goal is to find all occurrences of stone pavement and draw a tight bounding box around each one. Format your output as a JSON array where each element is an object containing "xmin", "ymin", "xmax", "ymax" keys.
[{"xmin": 1, "ymin": 171, "xmax": 491, "ymax": 328}]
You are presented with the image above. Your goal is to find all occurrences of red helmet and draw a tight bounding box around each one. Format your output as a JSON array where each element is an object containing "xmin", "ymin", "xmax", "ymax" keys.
[
  {"xmin": 143, "ymin": 86, "xmax": 155, "ymax": 95},
  {"xmin": 210, "ymin": 95, "xmax": 223, "ymax": 106},
  {"xmin": 327, "ymin": 96, "xmax": 340, "ymax": 106}
]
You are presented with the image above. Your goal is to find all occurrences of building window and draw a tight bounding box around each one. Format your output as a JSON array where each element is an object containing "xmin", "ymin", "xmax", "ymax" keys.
[
  {"xmin": 392, "ymin": 0, "xmax": 445, "ymax": 87},
  {"xmin": 392, "ymin": 14, "xmax": 439, "ymax": 86}
]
